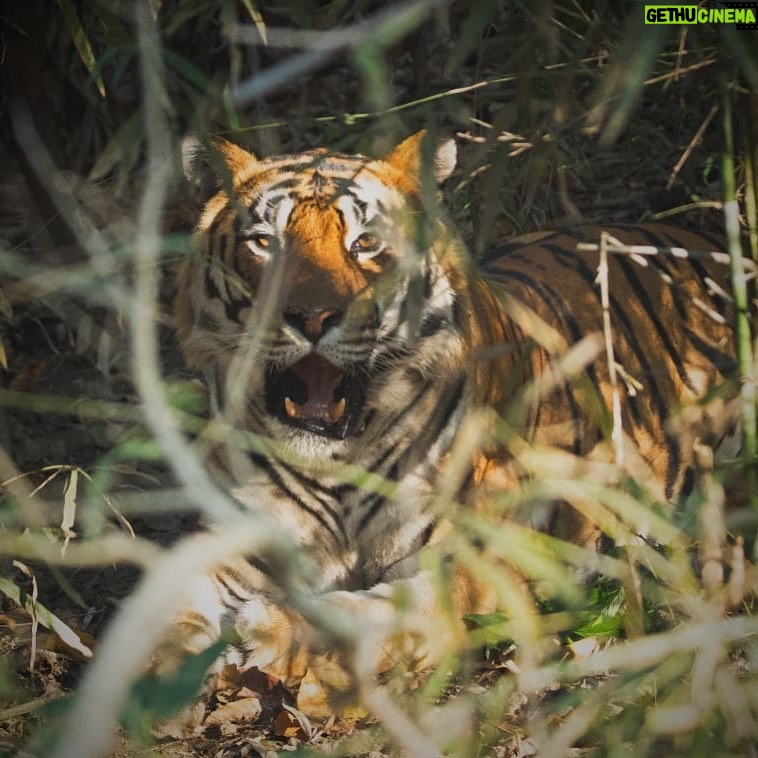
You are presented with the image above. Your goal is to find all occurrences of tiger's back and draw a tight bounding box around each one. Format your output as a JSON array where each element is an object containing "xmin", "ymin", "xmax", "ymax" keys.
[{"xmin": 473, "ymin": 223, "xmax": 737, "ymax": 503}]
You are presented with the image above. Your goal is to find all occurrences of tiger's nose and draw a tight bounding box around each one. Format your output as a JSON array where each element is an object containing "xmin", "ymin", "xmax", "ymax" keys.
[{"xmin": 283, "ymin": 308, "xmax": 344, "ymax": 342}]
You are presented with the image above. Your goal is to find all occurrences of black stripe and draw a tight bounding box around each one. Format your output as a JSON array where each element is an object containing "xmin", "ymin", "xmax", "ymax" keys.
[
  {"xmin": 352, "ymin": 196, "xmax": 368, "ymax": 221},
  {"xmin": 479, "ymin": 229, "xmax": 582, "ymax": 267},
  {"xmin": 237, "ymin": 209, "xmax": 265, "ymax": 232},
  {"xmin": 357, "ymin": 492, "xmax": 386, "ymax": 532},
  {"xmin": 487, "ymin": 258, "xmax": 599, "ymax": 449},
  {"xmin": 612, "ymin": 224, "xmax": 665, "ymax": 248},
  {"xmin": 217, "ymin": 231, "xmax": 229, "ymax": 262},
  {"xmin": 356, "ymin": 382, "xmax": 438, "ymax": 533},
  {"xmin": 276, "ymin": 463, "xmax": 348, "ymax": 546},
  {"xmin": 416, "ymin": 379, "xmax": 466, "ymax": 469},
  {"xmin": 263, "ymin": 195, "xmax": 288, "ymax": 225},
  {"xmin": 557, "ymin": 245, "xmax": 669, "ymax": 424},
  {"xmin": 358, "ymin": 379, "xmax": 464, "ymax": 533},
  {"xmin": 341, "ymin": 186, "xmax": 367, "ymax": 205},
  {"xmin": 218, "ymin": 234, "xmax": 239, "ymax": 307},
  {"xmin": 334, "ymin": 204, "xmax": 348, "ymax": 239},
  {"xmin": 683, "ymin": 327, "xmax": 738, "ymax": 376},
  {"xmin": 216, "ymin": 562, "xmax": 266, "ymax": 603},
  {"xmin": 655, "ymin": 229, "xmax": 730, "ymax": 321},
  {"xmin": 204, "ymin": 265, "xmax": 221, "ymax": 299},
  {"xmin": 368, "ymin": 376, "xmax": 436, "ymax": 444},
  {"xmin": 268, "ymin": 177, "xmax": 299, "ymax": 192},
  {"xmin": 616, "ymin": 256, "xmax": 697, "ymax": 394},
  {"xmin": 223, "ymin": 296, "xmax": 249, "ymax": 324},
  {"xmin": 274, "ymin": 459, "xmax": 350, "ymax": 544},
  {"xmin": 246, "ymin": 452, "xmax": 346, "ymax": 546},
  {"xmin": 644, "ymin": 254, "xmax": 690, "ymax": 322},
  {"xmin": 419, "ymin": 310, "xmax": 448, "ymax": 337}
]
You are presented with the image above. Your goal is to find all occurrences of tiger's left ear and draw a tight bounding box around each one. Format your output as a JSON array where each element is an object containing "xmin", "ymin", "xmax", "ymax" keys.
[
  {"xmin": 383, "ymin": 130, "xmax": 457, "ymax": 185},
  {"xmin": 181, "ymin": 134, "xmax": 257, "ymax": 191}
]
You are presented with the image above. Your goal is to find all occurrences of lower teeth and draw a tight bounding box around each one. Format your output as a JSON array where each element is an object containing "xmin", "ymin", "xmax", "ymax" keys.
[{"xmin": 283, "ymin": 396, "xmax": 347, "ymax": 423}]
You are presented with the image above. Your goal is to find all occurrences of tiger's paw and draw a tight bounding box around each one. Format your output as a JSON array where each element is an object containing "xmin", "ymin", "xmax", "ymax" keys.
[{"xmin": 148, "ymin": 663, "xmax": 298, "ymax": 740}]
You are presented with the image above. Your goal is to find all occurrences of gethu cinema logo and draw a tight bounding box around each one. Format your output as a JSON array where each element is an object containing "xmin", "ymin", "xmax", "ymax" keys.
[{"xmin": 644, "ymin": 5, "xmax": 757, "ymax": 24}]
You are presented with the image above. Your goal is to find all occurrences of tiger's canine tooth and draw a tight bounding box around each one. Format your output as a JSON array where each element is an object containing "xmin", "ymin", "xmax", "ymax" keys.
[
  {"xmin": 328, "ymin": 397, "xmax": 346, "ymax": 422},
  {"xmin": 284, "ymin": 396, "xmax": 302, "ymax": 418}
]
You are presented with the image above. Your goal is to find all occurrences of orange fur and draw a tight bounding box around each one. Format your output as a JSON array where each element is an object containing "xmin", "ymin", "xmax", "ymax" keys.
[{"xmin": 167, "ymin": 132, "xmax": 738, "ymax": 722}]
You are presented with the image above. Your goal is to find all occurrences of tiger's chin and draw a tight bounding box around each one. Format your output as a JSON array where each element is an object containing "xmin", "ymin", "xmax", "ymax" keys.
[{"xmin": 276, "ymin": 425, "xmax": 351, "ymax": 466}]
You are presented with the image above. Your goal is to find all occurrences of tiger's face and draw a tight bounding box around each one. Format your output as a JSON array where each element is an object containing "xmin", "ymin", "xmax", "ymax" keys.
[{"xmin": 176, "ymin": 131, "xmax": 466, "ymax": 462}]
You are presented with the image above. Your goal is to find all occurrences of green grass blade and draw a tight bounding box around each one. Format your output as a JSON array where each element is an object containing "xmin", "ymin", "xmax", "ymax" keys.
[{"xmin": 55, "ymin": 0, "xmax": 106, "ymax": 97}]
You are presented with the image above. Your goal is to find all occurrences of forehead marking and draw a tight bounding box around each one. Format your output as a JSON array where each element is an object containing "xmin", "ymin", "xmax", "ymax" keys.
[{"xmin": 237, "ymin": 156, "xmax": 407, "ymax": 240}]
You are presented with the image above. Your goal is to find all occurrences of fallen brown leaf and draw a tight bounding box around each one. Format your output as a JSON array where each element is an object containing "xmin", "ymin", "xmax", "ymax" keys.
[{"xmin": 203, "ymin": 696, "xmax": 263, "ymax": 736}]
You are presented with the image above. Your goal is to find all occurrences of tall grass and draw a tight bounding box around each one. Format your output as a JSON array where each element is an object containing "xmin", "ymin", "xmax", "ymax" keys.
[{"xmin": 0, "ymin": 2, "xmax": 756, "ymax": 756}]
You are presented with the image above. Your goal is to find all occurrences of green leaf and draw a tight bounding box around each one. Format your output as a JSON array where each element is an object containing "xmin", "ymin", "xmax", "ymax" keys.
[
  {"xmin": 464, "ymin": 611, "xmax": 508, "ymax": 629},
  {"xmin": 162, "ymin": 50, "xmax": 211, "ymax": 93},
  {"xmin": 123, "ymin": 640, "xmax": 227, "ymax": 725},
  {"xmin": 55, "ymin": 0, "xmax": 107, "ymax": 97},
  {"xmin": 88, "ymin": 111, "xmax": 144, "ymax": 183}
]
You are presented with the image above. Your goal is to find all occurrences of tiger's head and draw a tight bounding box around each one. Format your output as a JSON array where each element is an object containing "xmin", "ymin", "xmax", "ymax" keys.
[{"xmin": 175, "ymin": 131, "xmax": 471, "ymax": 462}]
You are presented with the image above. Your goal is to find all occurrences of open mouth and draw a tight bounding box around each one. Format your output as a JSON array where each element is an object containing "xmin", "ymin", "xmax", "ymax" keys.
[{"xmin": 264, "ymin": 353, "xmax": 367, "ymax": 439}]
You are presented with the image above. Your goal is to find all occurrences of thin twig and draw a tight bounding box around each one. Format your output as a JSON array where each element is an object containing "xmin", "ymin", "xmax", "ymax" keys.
[
  {"xmin": 721, "ymin": 82, "xmax": 758, "ymax": 516},
  {"xmin": 597, "ymin": 231, "xmax": 624, "ymax": 466},
  {"xmin": 667, "ymin": 104, "xmax": 718, "ymax": 190}
]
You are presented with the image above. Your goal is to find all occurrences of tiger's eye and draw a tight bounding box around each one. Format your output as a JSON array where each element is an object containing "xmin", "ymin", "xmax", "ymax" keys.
[
  {"xmin": 351, "ymin": 232, "xmax": 380, "ymax": 256},
  {"xmin": 254, "ymin": 234, "xmax": 271, "ymax": 248}
]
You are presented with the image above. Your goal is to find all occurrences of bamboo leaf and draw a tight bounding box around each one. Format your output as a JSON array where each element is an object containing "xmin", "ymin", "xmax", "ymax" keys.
[
  {"xmin": 0, "ymin": 576, "xmax": 93, "ymax": 658},
  {"xmin": 239, "ymin": 0, "xmax": 267, "ymax": 44},
  {"xmin": 55, "ymin": 0, "xmax": 107, "ymax": 97},
  {"xmin": 88, "ymin": 111, "xmax": 144, "ymax": 183},
  {"xmin": 61, "ymin": 469, "xmax": 79, "ymax": 554}
]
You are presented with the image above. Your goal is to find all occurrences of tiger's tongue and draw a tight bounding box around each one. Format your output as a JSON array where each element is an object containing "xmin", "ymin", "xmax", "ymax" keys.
[{"xmin": 287, "ymin": 354, "xmax": 345, "ymax": 422}]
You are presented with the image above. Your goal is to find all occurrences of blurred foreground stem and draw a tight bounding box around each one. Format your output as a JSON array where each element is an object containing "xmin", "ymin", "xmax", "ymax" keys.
[{"xmin": 721, "ymin": 82, "xmax": 758, "ymax": 518}]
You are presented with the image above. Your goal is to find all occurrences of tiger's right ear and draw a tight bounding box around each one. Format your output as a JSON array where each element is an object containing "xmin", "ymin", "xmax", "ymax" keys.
[
  {"xmin": 181, "ymin": 135, "xmax": 257, "ymax": 191},
  {"xmin": 383, "ymin": 130, "xmax": 457, "ymax": 186}
]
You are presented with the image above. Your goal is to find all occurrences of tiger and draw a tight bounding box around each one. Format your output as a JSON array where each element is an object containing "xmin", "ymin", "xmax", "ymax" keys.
[{"xmin": 168, "ymin": 129, "xmax": 739, "ymax": 716}]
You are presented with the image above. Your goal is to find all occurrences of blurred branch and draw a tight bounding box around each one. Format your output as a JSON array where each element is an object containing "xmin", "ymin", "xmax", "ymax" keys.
[
  {"xmin": 721, "ymin": 82, "xmax": 758, "ymax": 513},
  {"xmin": 228, "ymin": 0, "xmax": 445, "ymax": 107},
  {"xmin": 126, "ymin": 5, "xmax": 243, "ymax": 525},
  {"xmin": 587, "ymin": 22, "xmax": 668, "ymax": 146},
  {"xmin": 9, "ymin": 105, "xmax": 128, "ymax": 310},
  {"xmin": 0, "ymin": 444, "xmax": 46, "ymax": 529},
  {"xmin": 521, "ymin": 613, "xmax": 758, "ymax": 692},
  {"xmin": 48, "ymin": 523, "xmax": 294, "ymax": 758},
  {"xmin": 0, "ymin": 531, "xmax": 160, "ymax": 569}
]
